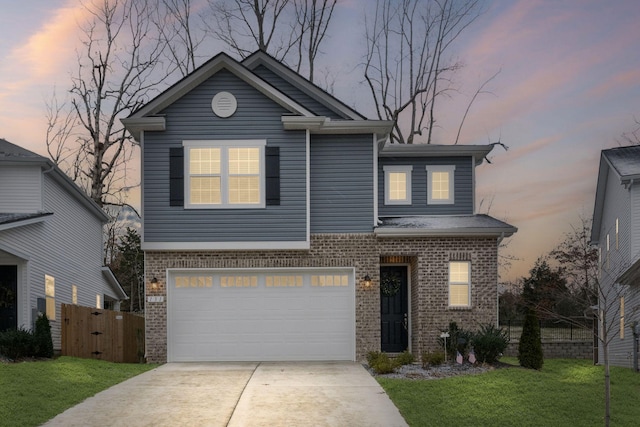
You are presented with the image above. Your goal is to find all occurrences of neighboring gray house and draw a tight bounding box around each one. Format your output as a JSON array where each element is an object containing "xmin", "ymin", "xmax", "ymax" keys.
[
  {"xmin": 591, "ymin": 145, "xmax": 640, "ymax": 369},
  {"xmin": 123, "ymin": 51, "xmax": 517, "ymax": 363},
  {"xmin": 0, "ymin": 139, "xmax": 127, "ymax": 350}
]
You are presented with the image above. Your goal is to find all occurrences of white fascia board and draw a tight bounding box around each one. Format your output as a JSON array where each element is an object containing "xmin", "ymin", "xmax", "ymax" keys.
[
  {"xmin": 101, "ymin": 267, "xmax": 129, "ymax": 300},
  {"xmin": 374, "ymin": 227, "xmax": 517, "ymax": 238},
  {"xmin": 0, "ymin": 214, "xmax": 52, "ymax": 232},
  {"xmin": 120, "ymin": 116, "xmax": 166, "ymax": 141},
  {"xmin": 281, "ymin": 116, "xmax": 393, "ymax": 135},
  {"xmin": 379, "ymin": 144, "xmax": 494, "ymax": 160},
  {"xmin": 142, "ymin": 241, "xmax": 311, "ymax": 251}
]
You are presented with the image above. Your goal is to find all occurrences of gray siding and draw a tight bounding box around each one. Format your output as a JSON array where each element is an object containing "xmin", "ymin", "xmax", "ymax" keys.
[
  {"xmin": 378, "ymin": 156, "xmax": 474, "ymax": 216},
  {"xmin": 310, "ymin": 134, "xmax": 374, "ymax": 233},
  {"xmin": 597, "ymin": 167, "xmax": 637, "ymax": 368},
  {"xmin": 0, "ymin": 164, "xmax": 42, "ymax": 212},
  {"xmin": 0, "ymin": 173, "xmax": 116, "ymax": 350},
  {"xmin": 144, "ymin": 69, "xmax": 307, "ymax": 243},
  {"xmin": 251, "ymin": 65, "xmax": 344, "ymax": 119}
]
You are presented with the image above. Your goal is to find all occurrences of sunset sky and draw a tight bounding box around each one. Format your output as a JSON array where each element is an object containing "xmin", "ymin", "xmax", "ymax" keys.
[{"xmin": 1, "ymin": 0, "xmax": 639, "ymax": 282}]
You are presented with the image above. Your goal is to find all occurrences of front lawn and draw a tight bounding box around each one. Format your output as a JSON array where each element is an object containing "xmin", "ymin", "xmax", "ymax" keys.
[
  {"xmin": 0, "ymin": 356, "xmax": 156, "ymax": 427},
  {"xmin": 380, "ymin": 358, "xmax": 640, "ymax": 427}
]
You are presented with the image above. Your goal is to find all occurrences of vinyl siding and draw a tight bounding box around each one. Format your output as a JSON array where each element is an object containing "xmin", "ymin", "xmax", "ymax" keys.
[
  {"xmin": 310, "ymin": 134, "xmax": 374, "ymax": 233},
  {"xmin": 0, "ymin": 164, "xmax": 42, "ymax": 212},
  {"xmin": 377, "ymin": 156, "xmax": 474, "ymax": 216},
  {"xmin": 251, "ymin": 65, "xmax": 344, "ymax": 118},
  {"xmin": 143, "ymin": 69, "xmax": 307, "ymax": 243},
  {"xmin": 0, "ymin": 173, "xmax": 116, "ymax": 350},
  {"xmin": 597, "ymin": 167, "xmax": 634, "ymax": 368}
]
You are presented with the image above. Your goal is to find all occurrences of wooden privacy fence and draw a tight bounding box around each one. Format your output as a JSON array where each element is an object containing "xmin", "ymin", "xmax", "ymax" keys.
[{"xmin": 61, "ymin": 304, "xmax": 145, "ymax": 363}]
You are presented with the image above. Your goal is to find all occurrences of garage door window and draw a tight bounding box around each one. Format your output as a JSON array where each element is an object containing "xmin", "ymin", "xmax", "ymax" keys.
[
  {"xmin": 221, "ymin": 275, "xmax": 257, "ymax": 288},
  {"xmin": 176, "ymin": 276, "xmax": 213, "ymax": 288},
  {"xmin": 266, "ymin": 275, "xmax": 303, "ymax": 287},
  {"xmin": 311, "ymin": 274, "xmax": 349, "ymax": 287}
]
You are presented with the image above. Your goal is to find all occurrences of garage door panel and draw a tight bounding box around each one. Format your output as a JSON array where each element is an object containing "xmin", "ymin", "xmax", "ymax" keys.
[{"xmin": 168, "ymin": 268, "xmax": 355, "ymax": 362}]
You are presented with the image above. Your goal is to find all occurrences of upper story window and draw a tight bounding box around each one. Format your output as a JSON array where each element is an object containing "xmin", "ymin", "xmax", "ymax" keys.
[
  {"xmin": 184, "ymin": 140, "xmax": 266, "ymax": 209},
  {"xmin": 426, "ymin": 165, "xmax": 455, "ymax": 205},
  {"xmin": 383, "ymin": 165, "xmax": 412, "ymax": 205},
  {"xmin": 45, "ymin": 275, "xmax": 55, "ymax": 320}
]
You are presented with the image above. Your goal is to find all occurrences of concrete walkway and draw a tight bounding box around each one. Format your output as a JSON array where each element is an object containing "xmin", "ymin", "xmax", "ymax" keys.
[{"xmin": 42, "ymin": 362, "xmax": 408, "ymax": 427}]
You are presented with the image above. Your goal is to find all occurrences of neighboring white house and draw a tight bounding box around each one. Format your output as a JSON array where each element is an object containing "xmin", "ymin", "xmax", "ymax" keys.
[
  {"xmin": 591, "ymin": 145, "xmax": 640, "ymax": 370},
  {"xmin": 0, "ymin": 138, "xmax": 127, "ymax": 350}
]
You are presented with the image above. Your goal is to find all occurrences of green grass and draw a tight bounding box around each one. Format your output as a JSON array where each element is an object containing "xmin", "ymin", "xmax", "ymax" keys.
[
  {"xmin": 0, "ymin": 356, "xmax": 156, "ymax": 427},
  {"xmin": 380, "ymin": 358, "xmax": 640, "ymax": 427}
]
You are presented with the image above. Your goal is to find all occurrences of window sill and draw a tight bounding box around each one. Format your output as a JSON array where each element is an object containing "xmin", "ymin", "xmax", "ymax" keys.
[{"xmin": 447, "ymin": 306, "xmax": 472, "ymax": 311}]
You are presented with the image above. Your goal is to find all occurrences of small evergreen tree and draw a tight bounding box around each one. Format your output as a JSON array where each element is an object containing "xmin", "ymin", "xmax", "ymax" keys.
[
  {"xmin": 34, "ymin": 313, "xmax": 54, "ymax": 358},
  {"xmin": 518, "ymin": 308, "xmax": 543, "ymax": 369}
]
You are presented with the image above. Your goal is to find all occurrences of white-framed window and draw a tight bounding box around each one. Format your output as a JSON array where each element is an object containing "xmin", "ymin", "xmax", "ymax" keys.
[
  {"xmin": 448, "ymin": 261, "xmax": 470, "ymax": 307},
  {"xmin": 45, "ymin": 275, "xmax": 55, "ymax": 320},
  {"xmin": 184, "ymin": 140, "xmax": 266, "ymax": 209},
  {"xmin": 383, "ymin": 165, "xmax": 412, "ymax": 205},
  {"xmin": 426, "ymin": 165, "xmax": 455, "ymax": 204},
  {"xmin": 615, "ymin": 218, "xmax": 619, "ymax": 250},
  {"xmin": 72, "ymin": 285, "xmax": 77, "ymax": 305},
  {"xmin": 96, "ymin": 294, "xmax": 102, "ymax": 309}
]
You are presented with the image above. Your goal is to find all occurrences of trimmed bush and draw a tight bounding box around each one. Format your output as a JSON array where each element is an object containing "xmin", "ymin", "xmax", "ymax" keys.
[
  {"xmin": 518, "ymin": 308, "xmax": 544, "ymax": 369},
  {"xmin": 34, "ymin": 314, "xmax": 54, "ymax": 358},
  {"xmin": 393, "ymin": 350, "xmax": 414, "ymax": 367},
  {"xmin": 0, "ymin": 328, "xmax": 36, "ymax": 360},
  {"xmin": 472, "ymin": 324, "xmax": 509, "ymax": 364},
  {"xmin": 421, "ymin": 351, "xmax": 445, "ymax": 368},
  {"xmin": 367, "ymin": 351, "xmax": 395, "ymax": 374}
]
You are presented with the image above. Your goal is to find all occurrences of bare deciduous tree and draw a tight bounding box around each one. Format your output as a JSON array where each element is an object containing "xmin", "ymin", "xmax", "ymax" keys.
[
  {"xmin": 204, "ymin": 0, "xmax": 295, "ymax": 60},
  {"xmin": 203, "ymin": 0, "xmax": 336, "ymax": 83},
  {"xmin": 547, "ymin": 216, "xmax": 635, "ymax": 427},
  {"xmin": 293, "ymin": 0, "xmax": 336, "ymax": 82},
  {"xmin": 46, "ymin": 0, "xmax": 169, "ymax": 208},
  {"xmin": 155, "ymin": 0, "xmax": 206, "ymax": 77},
  {"xmin": 364, "ymin": 0, "xmax": 484, "ymax": 144}
]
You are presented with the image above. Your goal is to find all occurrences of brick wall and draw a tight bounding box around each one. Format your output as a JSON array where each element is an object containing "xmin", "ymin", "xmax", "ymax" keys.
[{"xmin": 145, "ymin": 233, "xmax": 499, "ymax": 363}]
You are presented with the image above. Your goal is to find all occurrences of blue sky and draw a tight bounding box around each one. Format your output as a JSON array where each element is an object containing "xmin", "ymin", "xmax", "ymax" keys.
[{"xmin": 1, "ymin": 0, "xmax": 639, "ymax": 282}]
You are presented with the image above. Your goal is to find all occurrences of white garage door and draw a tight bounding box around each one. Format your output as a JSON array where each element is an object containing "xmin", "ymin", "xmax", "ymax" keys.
[{"xmin": 167, "ymin": 268, "xmax": 355, "ymax": 362}]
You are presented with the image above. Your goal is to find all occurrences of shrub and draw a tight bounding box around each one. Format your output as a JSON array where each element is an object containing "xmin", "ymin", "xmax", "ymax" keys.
[
  {"xmin": 518, "ymin": 308, "xmax": 544, "ymax": 370},
  {"xmin": 34, "ymin": 314, "xmax": 54, "ymax": 358},
  {"xmin": 367, "ymin": 351, "xmax": 395, "ymax": 374},
  {"xmin": 421, "ymin": 351, "xmax": 445, "ymax": 368},
  {"xmin": 393, "ymin": 350, "xmax": 414, "ymax": 368},
  {"xmin": 438, "ymin": 321, "xmax": 472, "ymax": 359},
  {"xmin": 472, "ymin": 324, "xmax": 509, "ymax": 364},
  {"xmin": 0, "ymin": 328, "xmax": 36, "ymax": 360}
]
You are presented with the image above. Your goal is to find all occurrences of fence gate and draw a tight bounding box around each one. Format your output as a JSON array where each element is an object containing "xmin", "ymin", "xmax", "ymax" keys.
[{"xmin": 61, "ymin": 304, "xmax": 145, "ymax": 363}]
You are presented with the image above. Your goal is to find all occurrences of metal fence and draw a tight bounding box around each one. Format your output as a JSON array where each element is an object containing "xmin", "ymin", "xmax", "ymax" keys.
[{"xmin": 499, "ymin": 319, "xmax": 594, "ymax": 342}]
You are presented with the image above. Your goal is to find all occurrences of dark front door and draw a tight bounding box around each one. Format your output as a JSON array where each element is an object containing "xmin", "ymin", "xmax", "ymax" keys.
[
  {"xmin": 380, "ymin": 266, "xmax": 408, "ymax": 352},
  {"xmin": 0, "ymin": 266, "xmax": 18, "ymax": 331}
]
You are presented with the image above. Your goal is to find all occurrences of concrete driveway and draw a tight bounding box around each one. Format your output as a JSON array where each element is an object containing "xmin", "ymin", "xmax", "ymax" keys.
[{"xmin": 42, "ymin": 362, "xmax": 408, "ymax": 427}]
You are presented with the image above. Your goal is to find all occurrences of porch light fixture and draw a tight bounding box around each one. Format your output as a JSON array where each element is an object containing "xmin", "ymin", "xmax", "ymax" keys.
[
  {"xmin": 363, "ymin": 275, "xmax": 372, "ymax": 288},
  {"xmin": 150, "ymin": 277, "xmax": 158, "ymax": 290}
]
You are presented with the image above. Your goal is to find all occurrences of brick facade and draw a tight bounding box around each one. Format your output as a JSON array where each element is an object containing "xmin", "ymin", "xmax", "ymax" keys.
[{"xmin": 144, "ymin": 233, "xmax": 499, "ymax": 363}]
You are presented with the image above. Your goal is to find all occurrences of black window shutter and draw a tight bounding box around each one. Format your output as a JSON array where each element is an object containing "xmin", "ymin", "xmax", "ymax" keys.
[
  {"xmin": 265, "ymin": 146, "xmax": 280, "ymax": 206},
  {"xmin": 169, "ymin": 147, "xmax": 184, "ymax": 206}
]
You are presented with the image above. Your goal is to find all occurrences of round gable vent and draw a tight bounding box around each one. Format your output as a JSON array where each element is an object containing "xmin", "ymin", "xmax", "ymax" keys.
[{"xmin": 211, "ymin": 91, "xmax": 237, "ymax": 118}]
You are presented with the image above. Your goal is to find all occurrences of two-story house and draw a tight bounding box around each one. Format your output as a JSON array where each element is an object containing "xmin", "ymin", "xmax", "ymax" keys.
[
  {"xmin": 0, "ymin": 139, "xmax": 127, "ymax": 350},
  {"xmin": 123, "ymin": 51, "xmax": 517, "ymax": 363},
  {"xmin": 591, "ymin": 145, "xmax": 640, "ymax": 369}
]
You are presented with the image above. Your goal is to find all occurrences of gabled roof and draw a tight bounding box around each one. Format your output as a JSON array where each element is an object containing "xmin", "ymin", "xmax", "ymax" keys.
[
  {"xmin": 591, "ymin": 145, "xmax": 640, "ymax": 244},
  {"xmin": 122, "ymin": 51, "xmax": 392, "ymax": 141},
  {"xmin": 0, "ymin": 139, "xmax": 109, "ymax": 223},
  {"xmin": 242, "ymin": 50, "xmax": 366, "ymax": 120},
  {"xmin": 375, "ymin": 214, "xmax": 517, "ymax": 238}
]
